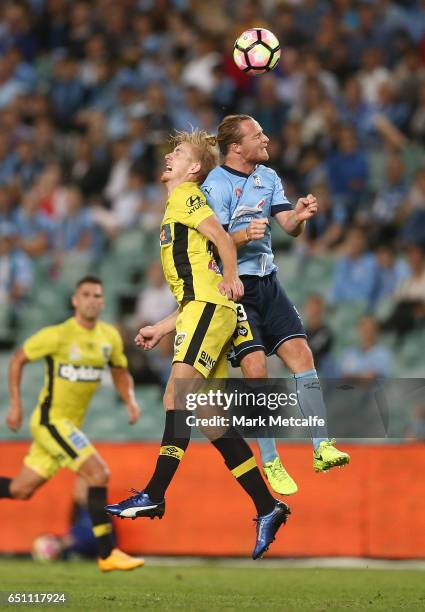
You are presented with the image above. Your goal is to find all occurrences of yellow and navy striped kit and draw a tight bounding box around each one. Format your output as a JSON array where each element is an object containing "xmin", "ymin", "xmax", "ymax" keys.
[
  {"xmin": 160, "ymin": 181, "xmax": 236, "ymax": 311},
  {"xmin": 23, "ymin": 317, "xmax": 127, "ymax": 428}
]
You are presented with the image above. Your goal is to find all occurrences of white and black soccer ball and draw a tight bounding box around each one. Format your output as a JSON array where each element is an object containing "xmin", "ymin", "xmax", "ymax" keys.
[{"xmin": 233, "ymin": 28, "xmax": 281, "ymax": 75}]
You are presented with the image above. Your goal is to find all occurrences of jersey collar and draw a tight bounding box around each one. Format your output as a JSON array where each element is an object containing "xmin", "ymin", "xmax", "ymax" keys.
[{"xmin": 221, "ymin": 164, "xmax": 255, "ymax": 178}]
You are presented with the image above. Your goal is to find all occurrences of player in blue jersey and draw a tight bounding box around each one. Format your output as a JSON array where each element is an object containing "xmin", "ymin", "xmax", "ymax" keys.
[{"xmin": 202, "ymin": 115, "xmax": 349, "ymax": 494}]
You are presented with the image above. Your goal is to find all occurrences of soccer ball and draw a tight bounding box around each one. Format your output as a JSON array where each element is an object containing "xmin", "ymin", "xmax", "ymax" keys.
[
  {"xmin": 31, "ymin": 534, "xmax": 62, "ymax": 561},
  {"xmin": 233, "ymin": 28, "xmax": 281, "ymax": 75}
]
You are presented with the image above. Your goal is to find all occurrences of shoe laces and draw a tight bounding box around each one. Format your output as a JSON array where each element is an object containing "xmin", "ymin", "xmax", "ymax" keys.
[
  {"xmin": 118, "ymin": 488, "xmax": 143, "ymax": 503},
  {"xmin": 268, "ymin": 458, "xmax": 287, "ymax": 481}
]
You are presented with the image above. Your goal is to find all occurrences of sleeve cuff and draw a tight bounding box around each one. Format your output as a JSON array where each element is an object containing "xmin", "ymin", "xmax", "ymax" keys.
[{"xmin": 271, "ymin": 203, "xmax": 293, "ymax": 216}]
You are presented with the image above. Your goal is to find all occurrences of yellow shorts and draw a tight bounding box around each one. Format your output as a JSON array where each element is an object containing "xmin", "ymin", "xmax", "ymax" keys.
[
  {"xmin": 24, "ymin": 417, "xmax": 96, "ymax": 480},
  {"xmin": 173, "ymin": 301, "xmax": 237, "ymax": 378}
]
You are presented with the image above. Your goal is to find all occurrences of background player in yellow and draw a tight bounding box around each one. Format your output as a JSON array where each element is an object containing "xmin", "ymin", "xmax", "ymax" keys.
[
  {"xmin": 0, "ymin": 276, "xmax": 144, "ymax": 573},
  {"xmin": 106, "ymin": 131, "xmax": 290, "ymax": 560}
]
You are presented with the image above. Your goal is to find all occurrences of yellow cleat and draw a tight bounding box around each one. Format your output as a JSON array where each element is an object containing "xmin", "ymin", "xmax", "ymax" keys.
[
  {"xmin": 263, "ymin": 457, "xmax": 298, "ymax": 495},
  {"xmin": 98, "ymin": 548, "xmax": 145, "ymax": 573},
  {"xmin": 313, "ymin": 439, "xmax": 350, "ymax": 472}
]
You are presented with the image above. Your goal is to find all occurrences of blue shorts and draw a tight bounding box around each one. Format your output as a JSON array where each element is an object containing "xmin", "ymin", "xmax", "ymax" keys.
[{"xmin": 229, "ymin": 272, "xmax": 306, "ymax": 367}]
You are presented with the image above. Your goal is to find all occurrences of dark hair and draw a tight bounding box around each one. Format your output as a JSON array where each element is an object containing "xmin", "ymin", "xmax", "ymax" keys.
[
  {"xmin": 216, "ymin": 114, "xmax": 253, "ymax": 156},
  {"xmin": 76, "ymin": 275, "xmax": 103, "ymax": 288}
]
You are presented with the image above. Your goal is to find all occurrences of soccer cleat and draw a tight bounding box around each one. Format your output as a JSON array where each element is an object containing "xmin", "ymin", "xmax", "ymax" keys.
[
  {"xmin": 105, "ymin": 489, "xmax": 165, "ymax": 519},
  {"xmin": 252, "ymin": 500, "xmax": 291, "ymax": 560},
  {"xmin": 263, "ymin": 457, "xmax": 298, "ymax": 495},
  {"xmin": 98, "ymin": 548, "xmax": 144, "ymax": 572},
  {"xmin": 313, "ymin": 439, "xmax": 350, "ymax": 472}
]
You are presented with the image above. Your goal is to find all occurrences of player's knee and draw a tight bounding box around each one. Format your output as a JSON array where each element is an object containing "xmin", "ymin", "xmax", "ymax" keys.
[
  {"xmin": 85, "ymin": 464, "xmax": 110, "ymax": 486},
  {"xmin": 93, "ymin": 465, "xmax": 110, "ymax": 486},
  {"xmin": 10, "ymin": 482, "xmax": 35, "ymax": 500}
]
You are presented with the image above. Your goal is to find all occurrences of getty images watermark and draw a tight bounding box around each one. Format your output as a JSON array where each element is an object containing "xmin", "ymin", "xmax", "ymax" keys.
[{"xmin": 184, "ymin": 388, "xmax": 326, "ymax": 430}]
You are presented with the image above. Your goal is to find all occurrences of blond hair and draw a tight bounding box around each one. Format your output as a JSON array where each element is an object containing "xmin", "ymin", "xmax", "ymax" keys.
[
  {"xmin": 216, "ymin": 114, "xmax": 253, "ymax": 156},
  {"xmin": 171, "ymin": 129, "xmax": 219, "ymax": 182}
]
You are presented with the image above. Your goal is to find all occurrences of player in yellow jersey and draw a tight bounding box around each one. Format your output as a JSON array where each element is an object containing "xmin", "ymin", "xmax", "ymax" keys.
[
  {"xmin": 0, "ymin": 276, "xmax": 144, "ymax": 572},
  {"xmin": 106, "ymin": 131, "xmax": 290, "ymax": 560}
]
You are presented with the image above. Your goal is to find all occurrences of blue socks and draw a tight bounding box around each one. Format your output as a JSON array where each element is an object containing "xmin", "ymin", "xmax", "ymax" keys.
[
  {"xmin": 257, "ymin": 437, "xmax": 278, "ymax": 465},
  {"xmin": 294, "ymin": 369, "xmax": 328, "ymax": 450}
]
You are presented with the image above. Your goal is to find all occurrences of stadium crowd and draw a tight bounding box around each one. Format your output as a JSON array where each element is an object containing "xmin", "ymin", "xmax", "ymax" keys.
[{"xmin": 1, "ymin": 0, "xmax": 425, "ymax": 382}]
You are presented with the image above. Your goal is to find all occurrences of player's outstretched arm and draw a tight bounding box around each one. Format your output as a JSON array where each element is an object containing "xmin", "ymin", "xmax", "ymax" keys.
[
  {"xmin": 274, "ymin": 194, "xmax": 318, "ymax": 237},
  {"xmin": 197, "ymin": 215, "xmax": 244, "ymax": 301},
  {"xmin": 7, "ymin": 348, "xmax": 29, "ymax": 432},
  {"xmin": 110, "ymin": 367, "xmax": 141, "ymax": 425},
  {"xmin": 135, "ymin": 308, "xmax": 179, "ymax": 350}
]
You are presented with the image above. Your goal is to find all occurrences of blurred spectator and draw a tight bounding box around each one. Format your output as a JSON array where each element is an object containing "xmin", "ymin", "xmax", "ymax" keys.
[
  {"xmin": 304, "ymin": 293, "xmax": 335, "ymax": 376},
  {"xmin": 135, "ymin": 260, "xmax": 176, "ymax": 327},
  {"xmin": 371, "ymin": 153, "xmax": 408, "ymax": 244},
  {"xmin": 326, "ymin": 124, "xmax": 369, "ymax": 221},
  {"xmin": 92, "ymin": 164, "xmax": 146, "ymax": 238},
  {"xmin": 0, "ymin": 225, "xmax": 33, "ymax": 311},
  {"xmin": 52, "ymin": 185, "xmax": 99, "ymax": 268},
  {"xmin": 371, "ymin": 244, "xmax": 409, "ymax": 310},
  {"xmin": 381, "ymin": 244, "xmax": 425, "ymax": 338},
  {"xmin": 250, "ymin": 75, "xmax": 288, "ymax": 137},
  {"xmin": 401, "ymin": 168, "xmax": 425, "ymax": 248},
  {"xmin": 302, "ymin": 181, "xmax": 344, "ymax": 255},
  {"xmin": 49, "ymin": 54, "xmax": 86, "ymax": 128},
  {"xmin": 340, "ymin": 316, "xmax": 393, "ymax": 380},
  {"xmin": 12, "ymin": 188, "xmax": 52, "ymax": 257},
  {"xmin": 338, "ymin": 76, "xmax": 376, "ymax": 146},
  {"xmin": 329, "ymin": 227, "xmax": 377, "ymax": 306},
  {"xmin": 358, "ymin": 47, "xmax": 390, "ymax": 104}
]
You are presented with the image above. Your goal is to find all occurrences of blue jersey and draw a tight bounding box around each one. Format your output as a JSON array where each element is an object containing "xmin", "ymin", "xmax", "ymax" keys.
[{"xmin": 202, "ymin": 164, "xmax": 292, "ymax": 276}]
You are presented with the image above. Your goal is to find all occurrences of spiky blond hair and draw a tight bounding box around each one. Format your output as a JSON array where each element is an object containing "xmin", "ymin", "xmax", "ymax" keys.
[{"xmin": 171, "ymin": 129, "xmax": 219, "ymax": 182}]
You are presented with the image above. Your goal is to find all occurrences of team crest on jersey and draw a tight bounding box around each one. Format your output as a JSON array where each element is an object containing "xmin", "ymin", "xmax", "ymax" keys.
[
  {"xmin": 253, "ymin": 174, "xmax": 263, "ymax": 188},
  {"xmin": 69, "ymin": 344, "xmax": 81, "ymax": 361},
  {"xmin": 160, "ymin": 223, "xmax": 172, "ymax": 246},
  {"xmin": 101, "ymin": 344, "xmax": 112, "ymax": 361},
  {"xmin": 174, "ymin": 332, "xmax": 187, "ymax": 353}
]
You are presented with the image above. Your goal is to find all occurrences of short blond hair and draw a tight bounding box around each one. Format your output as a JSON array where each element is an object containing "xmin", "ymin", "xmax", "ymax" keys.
[{"xmin": 171, "ymin": 129, "xmax": 219, "ymax": 182}]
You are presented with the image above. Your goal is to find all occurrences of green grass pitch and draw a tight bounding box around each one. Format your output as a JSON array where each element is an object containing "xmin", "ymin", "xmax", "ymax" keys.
[{"xmin": 0, "ymin": 559, "xmax": 424, "ymax": 611}]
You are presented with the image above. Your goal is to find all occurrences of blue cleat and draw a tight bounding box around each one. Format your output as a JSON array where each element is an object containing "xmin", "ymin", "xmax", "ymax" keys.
[
  {"xmin": 105, "ymin": 489, "xmax": 165, "ymax": 520},
  {"xmin": 252, "ymin": 500, "xmax": 291, "ymax": 560}
]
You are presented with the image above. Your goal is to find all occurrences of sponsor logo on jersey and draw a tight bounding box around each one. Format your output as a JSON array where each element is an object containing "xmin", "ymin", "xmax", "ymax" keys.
[
  {"xmin": 235, "ymin": 187, "xmax": 242, "ymax": 200},
  {"xmin": 198, "ymin": 350, "xmax": 215, "ymax": 371},
  {"xmin": 58, "ymin": 363, "xmax": 104, "ymax": 383},
  {"xmin": 208, "ymin": 259, "xmax": 221, "ymax": 275},
  {"xmin": 186, "ymin": 194, "xmax": 205, "ymax": 214},
  {"xmin": 174, "ymin": 332, "xmax": 187, "ymax": 352},
  {"xmin": 203, "ymin": 186, "xmax": 212, "ymax": 196},
  {"xmin": 234, "ymin": 325, "xmax": 248, "ymax": 338},
  {"xmin": 160, "ymin": 223, "xmax": 172, "ymax": 245}
]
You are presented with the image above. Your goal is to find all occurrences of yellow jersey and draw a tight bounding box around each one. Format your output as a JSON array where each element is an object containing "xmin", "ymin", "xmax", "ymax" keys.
[
  {"xmin": 23, "ymin": 317, "xmax": 127, "ymax": 427},
  {"xmin": 160, "ymin": 182, "xmax": 236, "ymax": 311}
]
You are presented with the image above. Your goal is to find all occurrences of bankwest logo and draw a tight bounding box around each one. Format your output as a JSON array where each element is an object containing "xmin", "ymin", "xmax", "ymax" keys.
[{"xmin": 58, "ymin": 363, "xmax": 103, "ymax": 382}]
